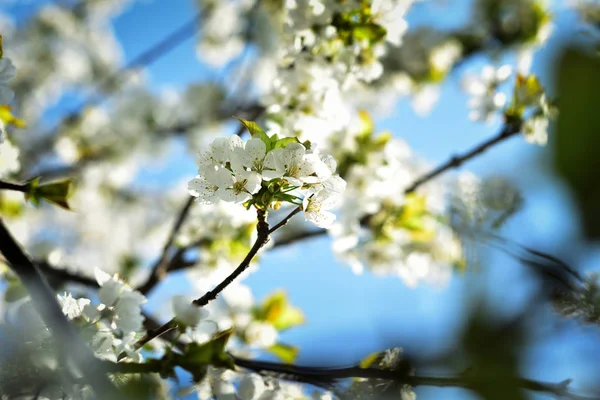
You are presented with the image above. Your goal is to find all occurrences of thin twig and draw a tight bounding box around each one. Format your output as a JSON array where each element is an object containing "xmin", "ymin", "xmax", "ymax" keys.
[
  {"xmin": 0, "ymin": 180, "xmax": 27, "ymax": 192},
  {"xmin": 0, "ymin": 218, "xmax": 123, "ymax": 397},
  {"xmin": 135, "ymin": 207, "xmax": 302, "ymax": 350},
  {"xmin": 268, "ymin": 207, "xmax": 302, "ymax": 234},
  {"xmin": 404, "ymin": 122, "xmax": 521, "ymax": 194},
  {"xmin": 137, "ymin": 196, "xmax": 195, "ymax": 295},
  {"xmin": 270, "ymin": 122, "xmax": 523, "ymax": 248}
]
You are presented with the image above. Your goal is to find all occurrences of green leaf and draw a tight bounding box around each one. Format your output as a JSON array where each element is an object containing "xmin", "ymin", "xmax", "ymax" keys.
[
  {"xmin": 0, "ymin": 35, "xmax": 3, "ymax": 59},
  {"xmin": 273, "ymin": 137, "xmax": 299, "ymax": 149},
  {"xmin": 178, "ymin": 329, "xmax": 234, "ymax": 380},
  {"xmin": 36, "ymin": 179, "xmax": 76, "ymax": 210},
  {"xmin": 268, "ymin": 343, "xmax": 299, "ymax": 364},
  {"xmin": 236, "ymin": 117, "xmax": 272, "ymax": 150},
  {"xmin": 25, "ymin": 178, "xmax": 75, "ymax": 210},
  {"xmin": 352, "ymin": 23, "xmax": 387, "ymax": 43},
  {"xmin": 359, "ymin": 350, "xmax": 384, "ymax": 368},
  {"xmin": 553, "ymin": 48, "xmax": 600, "ymax": 240},
  {"xmin": 357, "ymin": 110, "xmax": 374, "ymax": 137},
  {"xmin": 256, "ymin": 290, "xmax": 305, "ymax": 331},
  {"xmin": 23, "ymin": 177, "xmax": 42, "ymax": 207}
]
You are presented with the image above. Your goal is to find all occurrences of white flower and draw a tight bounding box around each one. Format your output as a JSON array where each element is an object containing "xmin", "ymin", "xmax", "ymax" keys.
[
  {"xmin": 233, "ymin": 138, "xmax": 282, "ymax": 179},
  {"xmin": 245, "ymin": 321, "xmax": 278, "ymax": 348},
  {"xmin": 238, "ymin": 374, "xmax": 266, "ymax": 400},
  {"xmin": 197, "ymin": 136, "xmax": 243, "ymax": 168},
  {"xmin": 219, "ymin": 169, "xmax": 262, "ymax": 203},
  {"xmin": 57, "ymin": 293, "xmax": 91, "ymax": 319},
  {"xmin": 522, "ymin": 116, "xmax": 548, "ymax": 146},
  {"xmin": 0, "ymin": 58, "xmax": 16, "ymax": 105},
  {"xmin": 0, "ymin": 139, "xmax": 20, "ymax": 177},
  {"xmin": 302, "ymin": 188, "xmax": 344, "ymax": 228},
  {"xmin": 189, "ymin": 169, "xmax": 225, "ymax": 204},
  {"xmin": 94, "ymin": 267, "xmax": 147, "ymax": 334},
  {"xmin": 462, "ymin": 65, "xmax": 512, "ymax": 122},
  {"xmin": 264, "ymin": 142, "xmax": 325, "ymax": 186},
  {"xmin": 173, "ymin": 295, "xmax": 209, "ymax": 326},
  {"xmin": 371, "ymin": 0, "xmax": 411, "ymax": 46}
]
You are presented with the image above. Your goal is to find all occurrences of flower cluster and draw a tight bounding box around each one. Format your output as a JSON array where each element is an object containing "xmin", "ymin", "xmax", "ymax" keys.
[
  {"xmin": 463, "ymin": 63, "xmax": 555, "ymax": 145},
  {"xmin": 188, "ymin": 123, "xmax": 346, "ymax": 228},
  {"xmin": 57, "ymin": 268, "xmax": 147, "ymax": 362}
]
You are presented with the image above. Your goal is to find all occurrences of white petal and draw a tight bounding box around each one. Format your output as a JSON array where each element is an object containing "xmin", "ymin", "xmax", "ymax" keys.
[
  {"xmin": 305, "ymin": 210, "xmax": 336, "ymax": 228},
  {"xmin": 173, "ymin": 295, "xmax": 208, "ymax": 326},
  {"xmin": 284, "ymin": 142, "xmax": 306, "ymax": 166},
  {"xmin": 262, "ymin": 169, "xmax": 284, "ymax": 181},
  {"xmin": 243, "ymin": 171, "xmax": 262, "ymax": 194},
  {"xmin": 211, "ymin": 168, "xmax": 235, "ymax": 187},
  {"xmin": 233, "ymin": 191, "xmax": 252, "ymax": 204},
  {"xmin": 245, "ymin": 139, "xmax": 266, "ymax": 164},
  {"xmin": 94, "ymin": 267, "xmax": 112, "ymax": 286}
]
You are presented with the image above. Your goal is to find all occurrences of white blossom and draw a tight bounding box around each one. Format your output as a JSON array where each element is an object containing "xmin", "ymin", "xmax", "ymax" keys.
[
  {"xmin": 173, "ymin": 295, "xmax": 209, "ymax": 326},
  {"xmin": 522, "ymin": 116, "xmax": 549, "ymax": 146},
  {"xmin": 57, "ymin": 293, "xmax": 90, "ymax": 319},
  {"xmin": 238, "ymin": 373, "xmax": 266, "ymax": 400},
  {"xmin": 462, "ymin": 65, "xmax": 512, "ymax": 122}
]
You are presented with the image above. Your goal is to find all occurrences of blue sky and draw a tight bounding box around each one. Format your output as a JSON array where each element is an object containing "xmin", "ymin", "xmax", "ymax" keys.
[{"xmin": 5, "ymin": 0, "xmax": 600, "ymax": 398}]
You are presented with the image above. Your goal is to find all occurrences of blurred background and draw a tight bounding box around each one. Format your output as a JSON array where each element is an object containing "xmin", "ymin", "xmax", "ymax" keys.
[{"xmin": 1, "ymin": 0, "xmax": 600, "ymax": 399}]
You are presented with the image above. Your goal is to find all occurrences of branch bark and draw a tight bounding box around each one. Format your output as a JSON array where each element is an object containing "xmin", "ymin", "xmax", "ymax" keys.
[
  {"xmin": 0, "ymin": 180, "xmax": 27, "ymax": 192},
  {"xmin": 137, "ymin": 196, "xmax": 195, "ymax": 295}
]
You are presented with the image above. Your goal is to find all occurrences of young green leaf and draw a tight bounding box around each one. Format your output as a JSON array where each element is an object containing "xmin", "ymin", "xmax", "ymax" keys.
[
  {"xmin": 268, "ymin": 343, "xmax": 299, "ymax": 364},
  {"xmin": 236, "ymin": 117, "xmax": 273, "ymax": 151}
]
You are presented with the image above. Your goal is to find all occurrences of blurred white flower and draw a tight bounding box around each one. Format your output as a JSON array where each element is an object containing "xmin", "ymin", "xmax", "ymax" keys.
[{"xmin": 173, "ymin": 295, "xmax": 209, "ymax": 327}]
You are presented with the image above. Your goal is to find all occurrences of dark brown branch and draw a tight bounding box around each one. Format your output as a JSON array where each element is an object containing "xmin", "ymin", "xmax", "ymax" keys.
[
  {"xmin": 272, "ymin": 229, "xmax": 326, "ymax": 248},
  {"xmin": 137, "ymin": 196, "xmax": 195, "ymax": 295},
  {"xmin": 0, "ymin": 180, "xmax": 27, "ymax": 192},
  {"xmin": 102, "ymin": 353, "xmax": 600, "ymax": 400},
  {"xmin": 0, "ymin": 218, "xmax": 122, "ymax": 397},
  {"xmin": 231, "ymin": 356, "xmax": 600, "ymax": 400},
  {"xmin": 268, "ymin": 207, "xmax": 302, "ymax": 234},
  {"xmin": 135, "ymin": 207, "xmax": 303, "ymax": 350},
  {"xmin": 404, "ymin": 122, "xmax": 521, "ymax": 194},
  {"xmin": 270, "ymin": 122, "xmax": 523, "ymax": 249}
]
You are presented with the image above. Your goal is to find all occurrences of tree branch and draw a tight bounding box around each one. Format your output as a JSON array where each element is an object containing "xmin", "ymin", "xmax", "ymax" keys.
[
  {"xmin": 0, "ymin": 180, "xmax": 27, "ymax": 192},
  {"xmin": 137, "ymin": 196, "xmax": 195, "ymax": 295},
  {"xmin": 404, "ymin": 122, "xmax": 521, "ymax": 194},
  {"xmin": 270, "ymin": 122, "xmax": 523, "ymax": 248},
  {"xmin": 101, "ymin": 354, "xmax": 600, "ymax": 400},
  {"xmin": 134, "ymin": 207, "xmax": 303, "ymax": 350},
  {"xmin": 230, "ymin": 356, "xmax": 600, "ymax": 400},
  {"xmin": 0, "ymin": 218, "xmax": 122, "ymax": 397}
]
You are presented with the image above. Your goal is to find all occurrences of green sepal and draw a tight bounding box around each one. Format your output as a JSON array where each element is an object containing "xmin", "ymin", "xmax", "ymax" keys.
[
  {"xmin": 177, "ymin": 328, "xmax": 235, "ymax": 381},
  {"xmin": 352, "ymin": 23, "xmax": 387, "ymax": 43},
  {"xmin": 25, "ymin": 178, "xmax": 75, "ymax": 211},
  {"xmin": 268, "ymin": 343, "xmax": 299, "ymax": 364}
]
